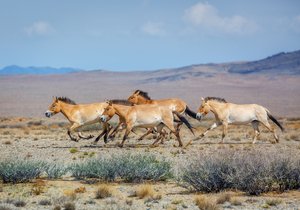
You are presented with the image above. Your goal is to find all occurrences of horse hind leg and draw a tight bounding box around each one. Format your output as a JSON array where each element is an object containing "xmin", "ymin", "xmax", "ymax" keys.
[
  {"xmin": 163, "ymin": 119, "xmax": 183, "ymax": 147},
  {"xmin": 260, "ymin": 119, "xmax": 279, "ymax": 143},
  {"xmin": 78, "ymin": 132, "xmax": 94, "ymax": 140},
  {"xmin": 220, "ymin": 122, "xmax": 228, "ymax": 144},
  {"xmin": 251, "ymin": 120, "xmax": 260, "ymax": 144}
]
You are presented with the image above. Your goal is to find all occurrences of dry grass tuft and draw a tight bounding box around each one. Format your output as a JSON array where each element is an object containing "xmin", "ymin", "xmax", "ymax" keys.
[
  {"xmin": 195, "ymin": 195, "xmax": 218, "ymax": 210},
  {"xmin": 135, "ymin": 184, "xmax": 155, "ymax": 199},
  {"xmin": 74, "ymin": 186, "xmax": 86, "ymax": 193},
  {"xmin": 216, "ymin": 192, "xmax": 231, "ymax": 204},
  {"xmin": 95, "ymin": 184, "xmax": 113, "ymax": 199},
  {"xmin": 3, "ymin": 141, "xmax": 11, "ymax": 145},
  {"xmin": 265, "ymin": 198, "xmax": 282, "ymax": 206},
  {"xmin": 31, "ymin": 179, "xmax": 46, "ymax": 195},
  {"xmin": 53, "ymin": 205, "xmax": 61, "ymax": 210},
  {"xmin": 63, "ymin": 202, "xmax": 75, "ymax": 210},
  {"xmin": 63, "ymin": 190, "xmax": 77, "ymax": 201},
  {"xmin": 231, "ymin": 197, "xmax": 242, "ymax": 206}
]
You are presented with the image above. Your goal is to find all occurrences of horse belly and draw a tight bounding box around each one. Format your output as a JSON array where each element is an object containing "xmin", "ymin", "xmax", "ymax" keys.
[
  {"xmin": 135, "ymin": 116, "xmax": 162, "ymax": 128},
  {"xmin": 228, "ymin": 113, "xmax": 256, "ymax": 124}
]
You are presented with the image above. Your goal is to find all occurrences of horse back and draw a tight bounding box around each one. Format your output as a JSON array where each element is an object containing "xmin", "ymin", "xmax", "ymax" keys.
[{"xmin": 153, "ymin": 98, "xmax": 187, "ymax": 113}]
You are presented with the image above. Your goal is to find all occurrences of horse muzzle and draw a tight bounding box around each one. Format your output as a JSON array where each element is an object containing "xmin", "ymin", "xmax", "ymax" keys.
[
  {"xmin": 45, "ymin": 111, "xmax": 54, "ymax": 118},
  {"xmin": 196, "ymin": 113, "xmax": 202, "ymax": 121},
  {"xmin": 100, "ymin": 115, "xmax": 107, "ymax": 122}
]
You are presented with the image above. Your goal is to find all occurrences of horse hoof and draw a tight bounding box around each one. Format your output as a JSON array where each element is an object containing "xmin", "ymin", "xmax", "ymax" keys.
[{"xmin": 117, "ymin": 143, "xmax": 124, "ymax": 148}]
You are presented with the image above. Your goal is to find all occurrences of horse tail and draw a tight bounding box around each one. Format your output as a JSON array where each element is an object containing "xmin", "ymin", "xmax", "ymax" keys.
[
  {"xmin": 173, "ymin": 111, "xmax": 195, "ymax": 136},
  {"xmin": 185, "ymin": 105, "xmax": 197, "ymax": 119},
  {"xmin": 266, "ymin": 110, "xmax": 284, "ymax": 132}
]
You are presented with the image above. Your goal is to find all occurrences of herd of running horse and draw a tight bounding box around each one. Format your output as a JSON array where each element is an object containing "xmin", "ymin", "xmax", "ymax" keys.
[{"xmin": 45, "ymin": 90, "xmax": 284, "ymax": 148}]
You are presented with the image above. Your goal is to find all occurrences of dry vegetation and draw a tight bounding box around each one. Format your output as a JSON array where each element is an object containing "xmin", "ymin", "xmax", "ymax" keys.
[{"xmin": 0, "ymin": 117, "xmax": 300, "ymax": 209}]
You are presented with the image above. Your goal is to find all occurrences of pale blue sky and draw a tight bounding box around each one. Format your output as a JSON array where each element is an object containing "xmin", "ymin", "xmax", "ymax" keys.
[{"xmin": 0, "ymin": 0, "xmax": 300, "ymax": 71}]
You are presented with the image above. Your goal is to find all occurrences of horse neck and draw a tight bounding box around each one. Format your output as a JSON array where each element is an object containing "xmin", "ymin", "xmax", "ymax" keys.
[
  {"xmin": 59, "ymin": 102, "xmax": 75, "ymax": 120},
  {"xmin": 207, "ymin": 101, "xmax": 225, "ymax": 116},
  {"xmin": 137, "ymin": 96, "xmax": 153, "ymax": 104},
  {"xmin": 112, "ymin": 104, "xmax": 129, "ymax": 118}
]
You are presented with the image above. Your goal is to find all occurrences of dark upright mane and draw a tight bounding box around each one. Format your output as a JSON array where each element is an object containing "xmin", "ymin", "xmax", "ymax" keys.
[
  {"xmin": 134, "ymin": 90, "xmax": 151, "ymax": 100},
  {"xmin": 109, "ymin": 99, "xmax": 133, "ymax": 106},
  {"xmin": 205, "ymin": 97, "xmax": 227, "ymax": 103},
  {"xmin": 56, "ymin": 97, "xmax": 77, "ymax": 105}
]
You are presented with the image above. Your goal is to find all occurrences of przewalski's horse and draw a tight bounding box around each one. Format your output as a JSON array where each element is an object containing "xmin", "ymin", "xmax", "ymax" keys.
[
  {"xmin": 127, "ymin": 90, "xmax": 198, "ymax": 125},
  {"xmin": 100, "ymin": 102, "xmax": 194, "ymax": 147},
  {"xmin": 99, "ymin": 100, "xmax": 166, "ymax": 144},
  {"xmin": 190, "ymin": 97, "xmax": 284, "ymax": 145},
  {"xmin": 45, "ymin": 97, "xmax": 111, "ymax": 143}
]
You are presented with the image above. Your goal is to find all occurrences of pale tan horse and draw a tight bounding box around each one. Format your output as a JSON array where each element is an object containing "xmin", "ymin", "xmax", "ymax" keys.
[
  {"xmin": 45, "ymin": 97, "xmax": 111, "ymax": 143},
  {"xmin": 188, "ymin": 97, "xmax": 284, "ymax": 146},
  {"xmin": 127, "ymin": 90, "xmax": 198, "ymax": 126},
  {"xmin": 100, "ymin": 100, "xmax": 167, "ymax": 144},
  {"xmin": 100, "ymin": 102, "xmax": 194, "ymax": 147}
]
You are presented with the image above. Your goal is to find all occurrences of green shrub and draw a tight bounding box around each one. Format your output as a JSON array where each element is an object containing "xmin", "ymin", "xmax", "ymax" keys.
[
  {"xmin": 0, "ymin": 160, "xmax": 46, "ymax": 183},
  {"xmin": 70, "ymin": 153, "xmax": 172, "ymax": 182},
  {"xmin": 44, "ymin": 163, "xmax": 67, "ymax": 179},
  {"xmin": 179, "ymin": 149, "xmax": 300, "ymax": 195}
]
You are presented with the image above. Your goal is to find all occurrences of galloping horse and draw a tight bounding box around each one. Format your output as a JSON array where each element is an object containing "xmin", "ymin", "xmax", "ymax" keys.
[
  {"xmin": 45, "ymin": 97, "xmax": 111, "ymax": 143},
  {"xmin": 127, "ymin": 90, "xmax": 198, "ymax": 126},
  {"xmin": 100, "ymin": 100, "xmax": 166, "ymax": 144},
  {"xmin": 100, "ymin": 102, "xmax": 194, "ymax": 147},
  {"xmin": 190, "ymin": 97, "xmax": 284, "ymax": 145}
]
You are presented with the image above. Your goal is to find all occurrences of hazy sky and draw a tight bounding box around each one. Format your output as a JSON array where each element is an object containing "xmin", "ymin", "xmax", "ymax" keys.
[{"xmin": 1, "ymin": 0, "xmax": 300, "ymax": 71}]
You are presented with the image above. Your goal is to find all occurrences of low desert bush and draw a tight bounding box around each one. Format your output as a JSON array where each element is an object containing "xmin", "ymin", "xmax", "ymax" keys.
[
  {"xmin": 63, "ymin": 202, "xmax": 75, "ymax": 210},
  {"xmin": 0, "ymin": 160, "xmax": 46, "ymax": 183},
  {"xmin": 216, "ymin": 192, "xmax": 231, "ymax": 204},
  {"xmin": 70, "ymin": 153, "xmax": 172, "ymax": 182},
  {"xmin": 95, "ymin": 184, "xmax": 113, "ymax": 199},
  {"xmin": 44, "ymin": 163, "xmax": 67, "ymax": 179},
  {"xmin": 194, "ymin": 195, "xmax": 218, "ymax": 210},
  {"xmin": 135, "ymin": 184, "xmax": 155, "ymax": 199},
  {"xmin": 39, "ymin": 199, "xmax": 52, "ymax": 206},
  {"xmin": 179, "ymin": 148, "xmax": 300, "ymax": 195}
]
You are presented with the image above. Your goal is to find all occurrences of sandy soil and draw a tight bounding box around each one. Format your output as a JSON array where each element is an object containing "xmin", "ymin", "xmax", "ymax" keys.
[{"xmin": 0, "ymin": 116, "xmax": 300, "ymax": 209}]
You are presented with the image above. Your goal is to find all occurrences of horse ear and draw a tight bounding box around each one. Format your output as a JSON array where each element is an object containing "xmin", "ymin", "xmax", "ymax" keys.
[
  {"xmin": 108, "ymin": 101, "xmax": 112, "ymax": 105},
  {"xmin": 135, "ymin": 90, "xmax": 140, "ymax": 94},
  {"xmin": 53, "ymin": 96, "xmax": 58, "ymax": 102},
  {"xmin": 201, "ymin": 97, "xmax": 204, "ymax": 101}
]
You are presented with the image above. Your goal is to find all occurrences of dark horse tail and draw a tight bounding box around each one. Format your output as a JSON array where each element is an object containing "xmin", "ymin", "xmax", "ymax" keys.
[
  {"xmin": 267, "ymin": 111, "xmax": 284, "ymax": 132},
  {"xmin": 185, "ymin": 105, "xmax": 198, "ymax": 119},
  {"xmin": 173, "ymin": 111, "xmax": 195, "ymax": 136}
]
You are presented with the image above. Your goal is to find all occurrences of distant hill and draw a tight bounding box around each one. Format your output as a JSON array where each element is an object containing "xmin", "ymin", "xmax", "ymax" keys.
[
  {"xmin": 0, "ymin": 65, "xmax": 81, "ymax": 75},
  {"xmin": 227, "ymin": 50, "xmax": 300, "ymax": 75}
]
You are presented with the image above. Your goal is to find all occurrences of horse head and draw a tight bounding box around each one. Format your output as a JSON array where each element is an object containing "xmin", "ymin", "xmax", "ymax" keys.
[
  {"xmin": 100, "ymin": 101, "xmax": 115, "ymax": 122},
  {"xmin": 196, "ymin": 97, "xmax": 210, "ymax": 120},
  {"xmin": 45, "ymin": 97, "xmax": 62, "ymax": 118}
]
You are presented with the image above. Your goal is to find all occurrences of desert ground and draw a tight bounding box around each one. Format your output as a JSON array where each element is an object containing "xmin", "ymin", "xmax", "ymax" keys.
[{"xmin": 0, "ymin": 115, "xmax": 300, "ymax": 210}]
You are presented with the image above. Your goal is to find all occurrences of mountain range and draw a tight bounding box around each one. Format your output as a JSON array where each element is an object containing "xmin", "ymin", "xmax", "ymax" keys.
[
  {"xmin": 0, "ymin": 65, "xmax": 81, "ymax": 75},
  {"xmin": 0, "ymin": 50, "xmax": 299, "ymax": 76}
]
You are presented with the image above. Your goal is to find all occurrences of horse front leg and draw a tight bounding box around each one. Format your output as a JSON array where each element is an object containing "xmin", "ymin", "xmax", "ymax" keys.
[
  {"xmin": 184, "ymin": 121, "xmax": 221, "ymax": 148},
  {"xmin": 94, "ymin": 122, "xmax": 111, "ymax": 144},
  {"xmin": 119, "ymin": 128, "xmax": 131, "ymax": 148},
  {"xmin": 68, "ymin": 123, "xmax": 81, "ymax": 142}
]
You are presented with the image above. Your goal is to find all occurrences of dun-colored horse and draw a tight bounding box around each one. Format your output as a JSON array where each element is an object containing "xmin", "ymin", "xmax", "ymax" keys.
[
  {"xmin": 100, "ymin": 100, "xmax": 167, "ymax": 144},
  {"xmin": 100, "ymin": 102, "xmax": 194, "ymax": 147},
  {"xmin": 127, "ymin": 90, "xmax": 198, "ymax": 125},
  {"xmin": 45, "ymin": 97, "xmax": 111, "ymax": 143},
  {"xmin": 187, "ymin": 97, "xmax": 284, "ymax": 146}
]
